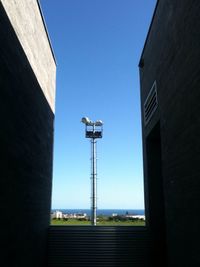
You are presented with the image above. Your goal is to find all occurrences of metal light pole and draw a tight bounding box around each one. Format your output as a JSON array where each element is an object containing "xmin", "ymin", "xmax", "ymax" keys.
[
  {"xmin": 81, "ymin": 117, "xmax": 103, "ymax": 226},
  {"xmin": 91, "ymin": 133, "xmax": 97, "ymax": 225}
]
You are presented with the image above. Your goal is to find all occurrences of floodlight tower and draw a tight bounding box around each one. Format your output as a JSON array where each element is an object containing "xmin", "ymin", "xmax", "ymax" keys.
[{"xmin": 81, "ymin": 117, "xmax": 103, "ymax": 226}]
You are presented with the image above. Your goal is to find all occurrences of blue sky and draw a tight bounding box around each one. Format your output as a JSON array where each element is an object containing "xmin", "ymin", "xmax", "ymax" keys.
[{"xmin": 40, "ymin": 0, "xmax": 156, "ymax": 209}]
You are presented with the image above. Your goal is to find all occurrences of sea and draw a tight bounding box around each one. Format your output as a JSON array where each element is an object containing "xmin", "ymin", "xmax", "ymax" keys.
[{"xmin": 51, "ymin": 209, "xmax": 145, "ymax": 216}]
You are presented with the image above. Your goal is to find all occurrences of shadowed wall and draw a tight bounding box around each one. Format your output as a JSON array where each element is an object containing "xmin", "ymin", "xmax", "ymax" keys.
[
  {"xmin": 139, "ymin": 0, "xmax": 200, "ymax": 266},
  {"xmin": 0, "ymin": 2, "xmax": 56, "ymax": 266}
]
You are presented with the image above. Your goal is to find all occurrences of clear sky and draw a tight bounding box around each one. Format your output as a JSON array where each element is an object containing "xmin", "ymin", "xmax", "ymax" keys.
[{"xmin": 40, "ymin": 0, "xmax": 156, "ymax": 209}]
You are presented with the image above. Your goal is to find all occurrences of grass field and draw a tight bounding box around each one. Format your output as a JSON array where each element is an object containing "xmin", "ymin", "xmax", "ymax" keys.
[{"xmin": 51, "ymin": 218, "xmax": 145, "ymax": 226}]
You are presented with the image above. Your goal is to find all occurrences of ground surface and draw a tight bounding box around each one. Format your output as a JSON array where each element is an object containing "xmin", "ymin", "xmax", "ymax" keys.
[{"xmin": 51, "ymin": 218, "xmax": 145, "ymax": 226}]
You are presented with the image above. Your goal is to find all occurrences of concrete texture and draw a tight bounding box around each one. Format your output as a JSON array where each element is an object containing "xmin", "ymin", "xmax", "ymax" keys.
[
  {"xmin": 139, "ymin": 0, "xmax": 200, "ymax": 266},
  {"xmin": 0, "ymin": 1, "xmax": 56, "ymax": 266},
  {"xmin": 1, "ymin": 0, "xmax": 56, "ymax": 112}
]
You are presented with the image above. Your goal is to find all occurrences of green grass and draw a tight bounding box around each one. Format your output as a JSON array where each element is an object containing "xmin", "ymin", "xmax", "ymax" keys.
[
  {"xmin": 51, "ymin": 219, "xmax": 90, "ymax": 225},
  {"xmin": 51, "ymin": 218, "xmax": 145, "ymax": 226}
]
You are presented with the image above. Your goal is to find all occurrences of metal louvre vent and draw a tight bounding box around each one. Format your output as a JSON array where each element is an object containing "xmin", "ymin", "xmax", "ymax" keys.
[
  {"xmin": 144, "ymin": 81, "xmax": 158, "ymax": 125},
  {"xmin": 48, "ymin": 226, "xmax": 152, "ymax": 267}
]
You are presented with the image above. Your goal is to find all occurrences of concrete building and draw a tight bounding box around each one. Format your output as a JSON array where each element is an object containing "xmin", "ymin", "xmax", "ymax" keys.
[
  {"xmin": 139, "ymin": 0, "xmax": 200, "ymax": 266},
  {"xmin": 0, "ymin": 1, "xmax": 56, "ymax": 266}
]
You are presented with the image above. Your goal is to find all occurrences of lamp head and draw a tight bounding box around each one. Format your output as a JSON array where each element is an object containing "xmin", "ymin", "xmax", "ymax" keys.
[
  {"xmin": 81, "ymin": 117, "xmax": 103, "ymax": 126},
  {"xmin": 95, "ymin": 120, "xmax": 103, "ymax": 126},
  {"xmin": 81, "ymin": 117, "xmax": 92, "ymax": 125}
]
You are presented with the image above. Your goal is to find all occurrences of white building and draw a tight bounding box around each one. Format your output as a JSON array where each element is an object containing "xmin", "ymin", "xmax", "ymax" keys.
[
  {"xmin": 51, "ymin": 210, "xmax": 63, "ymax": 219},
  {"xmin": 125, "ymin": 215, "xmax": 145, "ymax": 220}
]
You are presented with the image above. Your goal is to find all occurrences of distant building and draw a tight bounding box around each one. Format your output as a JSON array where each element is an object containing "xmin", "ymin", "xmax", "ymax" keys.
[
  {"xmin": 52, "ymin": 211, "xmax": 63, "ymax": 219},
  {"xmin": 63, "ymin": 213, "xmax": 87, "ymax": 219},
  {"xmin": 125, "ymin": 215, "xmax": 145, "ymax": 220}
]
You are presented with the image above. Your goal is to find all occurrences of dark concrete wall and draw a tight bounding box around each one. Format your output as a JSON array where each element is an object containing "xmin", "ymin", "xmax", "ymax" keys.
[
  {"xmin": 139, "ymin": 1, "xmax": 200, "ymax": 266},
  {"xmin": 0, "ymin": 4, "xmax": 54, "ymax": 267}
]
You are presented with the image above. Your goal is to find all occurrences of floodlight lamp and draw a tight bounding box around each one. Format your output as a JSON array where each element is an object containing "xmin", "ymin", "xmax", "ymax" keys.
[
  {"xmin": 95, "ymin": 120, "xmax": 103, "ymax": 126},
  {"xmin": 81, "ymin": 117, "xmax": 91, "ymax": 125}
]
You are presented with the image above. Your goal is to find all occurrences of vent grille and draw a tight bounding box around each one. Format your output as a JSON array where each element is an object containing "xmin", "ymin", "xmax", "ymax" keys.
[
  {"xmin": 144, "ymin": 81, "xmax": 158, "ymax": 125},
  {"xmin": 48, "ymin": 226, "xmax": 152, "ymax": 267}
]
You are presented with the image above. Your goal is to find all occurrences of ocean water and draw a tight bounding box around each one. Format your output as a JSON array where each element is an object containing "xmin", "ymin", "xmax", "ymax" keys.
[{"xmin": 52, "ymin": 209, "xmax": 145, "ymax": 216}]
